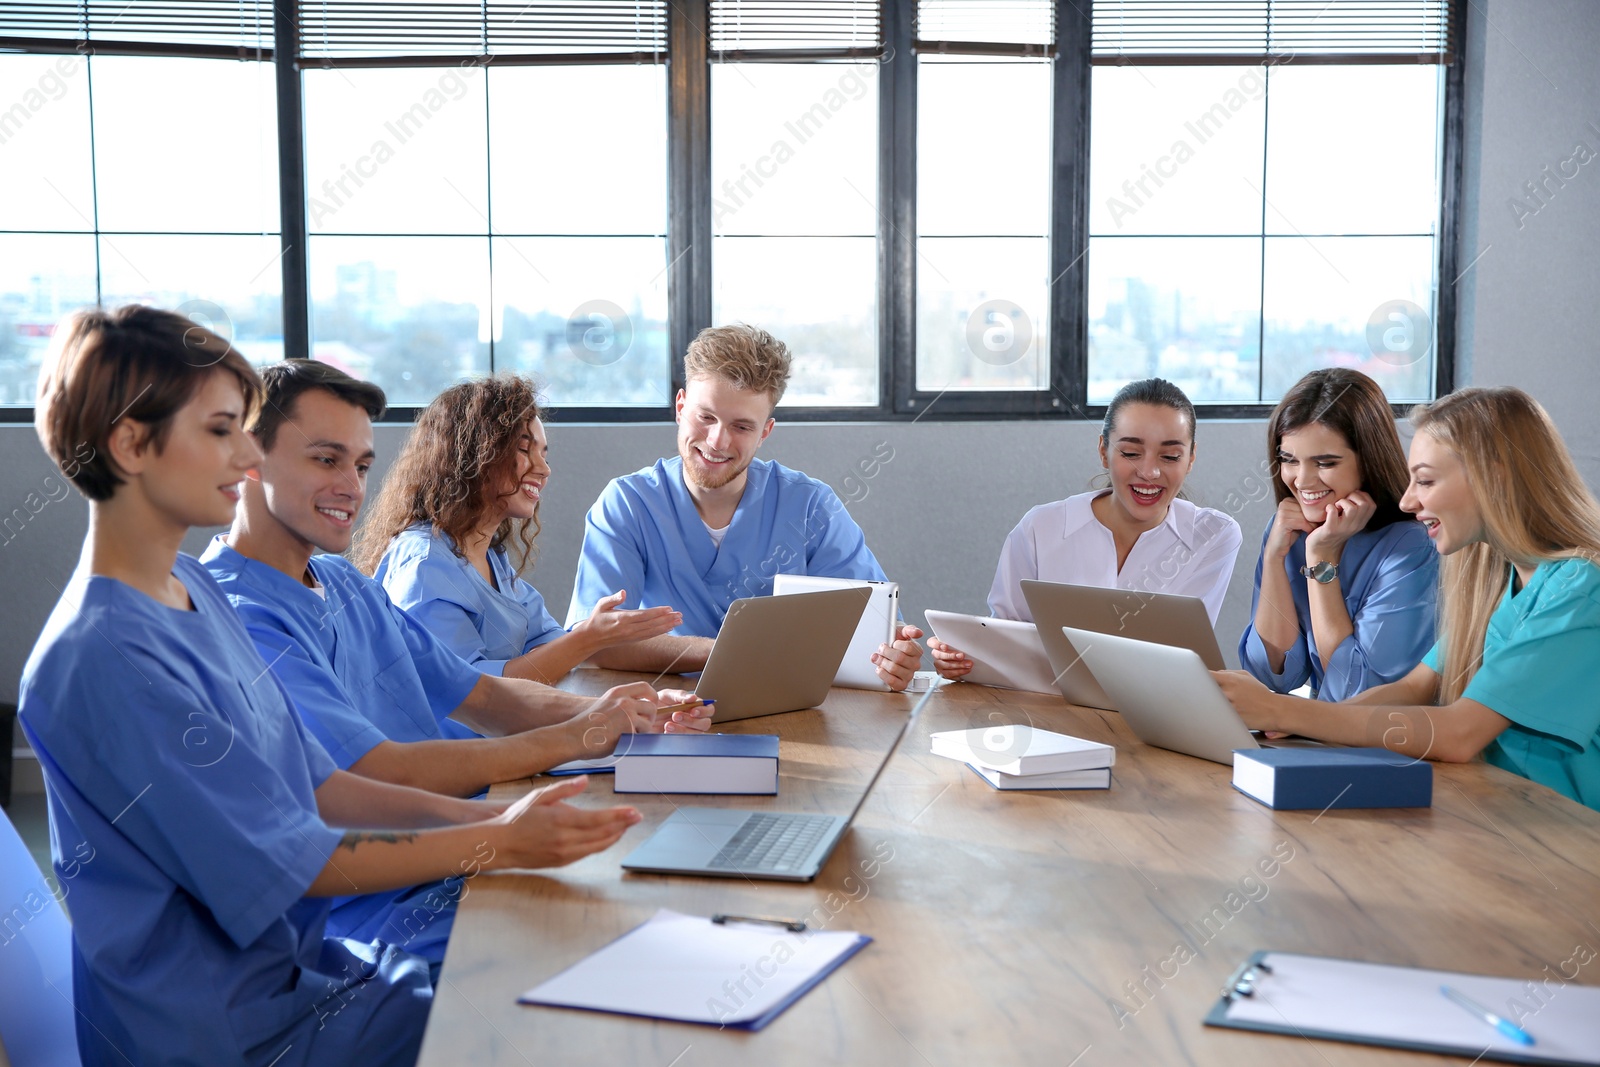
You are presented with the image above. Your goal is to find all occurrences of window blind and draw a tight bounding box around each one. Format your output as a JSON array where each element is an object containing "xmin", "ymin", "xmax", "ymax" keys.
[
  {"xmin": 0, "ymin": 2, "xmax": 272, "ymax": 54},
  {"xmin": 1092, "ymin": 0, "xmax": 1453, "ymax": 61},
  {"xmin": 915, "ymin": 1, "xmax": 1054, "ymax": 49},
  {"xmin": 297, "ymin": 1, "xmax": 668, "ymax": 61},
  {"xmin": 709, "ymin": 1, "xmax": 881, "ymax": 55}
]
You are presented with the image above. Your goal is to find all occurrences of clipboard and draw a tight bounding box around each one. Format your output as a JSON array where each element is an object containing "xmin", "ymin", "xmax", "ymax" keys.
[
  {"xmin": 1205, "ymin": 950, "xmax": 1600, "ymax": 1066},
  {"xmin": 520, "ymin": 909, "xmax": 871, "ymax": 1031}
]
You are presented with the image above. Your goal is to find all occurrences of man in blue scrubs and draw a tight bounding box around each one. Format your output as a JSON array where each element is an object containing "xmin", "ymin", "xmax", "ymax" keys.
[
  {"xmin": 566, "ymin": 324, "xmax": 924, "ymax": 687},
  {"xmin": 200, "ymin": 361, "xmax": 690, "ymax": 964}
]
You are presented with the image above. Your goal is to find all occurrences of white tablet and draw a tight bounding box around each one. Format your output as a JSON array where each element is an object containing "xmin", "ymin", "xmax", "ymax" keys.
[
  {"xmin": 772, "ymin": 574, "xmax": 899, "ymax": 691},
  {"xmin": 923, "ymin": 610, "xmax": 1061, "ymax": 696}
]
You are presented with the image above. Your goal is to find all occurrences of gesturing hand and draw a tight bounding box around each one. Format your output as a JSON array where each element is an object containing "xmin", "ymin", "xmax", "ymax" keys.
[
  {"xmin": 573, "ymin": 590, "xmax": 682, "ymax": 647},
  {"xmin": 494, "ymin": 776, "xmax": 641, "ymax": 868}
]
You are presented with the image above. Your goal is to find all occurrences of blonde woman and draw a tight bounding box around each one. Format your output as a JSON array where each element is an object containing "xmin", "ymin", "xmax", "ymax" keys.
[{"xmin": 1217, "ymin": 387, "xmax": 1600, "ymax": 810}]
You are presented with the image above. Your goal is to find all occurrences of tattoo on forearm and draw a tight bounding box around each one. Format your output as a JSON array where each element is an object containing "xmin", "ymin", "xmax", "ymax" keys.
[{"xmin": 338, "ymin": 830, "xmax": 419, "ymax": 852}]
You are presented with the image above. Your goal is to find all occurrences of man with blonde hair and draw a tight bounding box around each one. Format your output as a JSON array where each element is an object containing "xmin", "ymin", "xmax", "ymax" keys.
[{"xmin": 567, "ymin": 324, "xmax": 923, "ymax": 687}]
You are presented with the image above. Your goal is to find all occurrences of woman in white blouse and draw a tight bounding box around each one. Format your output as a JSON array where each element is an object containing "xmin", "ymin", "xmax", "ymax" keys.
[{"xmin": 930, "ymin": 378, "xmax": 1243, "ymax": 679}]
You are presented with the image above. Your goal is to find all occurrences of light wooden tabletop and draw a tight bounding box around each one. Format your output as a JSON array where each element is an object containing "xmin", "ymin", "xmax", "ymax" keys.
[{"xmin": 417, "ymin": 673, "xmax": 1600, "ymax": 1067}]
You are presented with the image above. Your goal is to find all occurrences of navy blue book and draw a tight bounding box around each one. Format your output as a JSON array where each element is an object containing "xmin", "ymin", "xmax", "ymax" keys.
[{"xmin": 1232, "ymin": 748, "xmax": 1432, "ymax": 810}]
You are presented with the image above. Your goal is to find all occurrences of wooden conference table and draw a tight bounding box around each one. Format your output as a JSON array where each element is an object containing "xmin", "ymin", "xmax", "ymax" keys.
[{"xmin": 418, "ymin": 671, "xmax": 1600, "ymax": 1066}]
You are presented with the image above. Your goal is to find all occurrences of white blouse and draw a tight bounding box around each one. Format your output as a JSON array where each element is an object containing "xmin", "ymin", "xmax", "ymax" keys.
[{"xmin": 987, "ymin": 490, "xmax": 1243, "ymax": 625}]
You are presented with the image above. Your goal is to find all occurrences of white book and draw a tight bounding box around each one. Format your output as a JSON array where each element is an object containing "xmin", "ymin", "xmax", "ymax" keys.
[
  {"xmin": 930, "ymin": 725, "xmax": 1114, "ymax": 776},
  {"xmin": 967, "ymin": 763, "xmax": 1112, "ymax": 791}
]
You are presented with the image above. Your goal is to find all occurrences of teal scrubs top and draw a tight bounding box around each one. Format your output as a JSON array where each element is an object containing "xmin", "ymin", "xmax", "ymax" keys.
[{"xmin": 1422, "ymin": 557, "xmax": 1600, "ymax": 810}]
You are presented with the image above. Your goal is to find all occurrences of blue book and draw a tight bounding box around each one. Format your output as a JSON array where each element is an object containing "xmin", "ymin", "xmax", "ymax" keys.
[
  {"xmin": 1232, "ymin": 748, "xmax": 1432, "ymax": 810},
  {"xmin": 591, "ymin": 733, "xmax": 781, "ymax": 795}
]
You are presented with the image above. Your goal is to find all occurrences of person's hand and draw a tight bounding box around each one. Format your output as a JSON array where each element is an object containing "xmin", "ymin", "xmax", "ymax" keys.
[
  {"xmin": 873, "ymin": 624, "xmax": 924, "ymax": 692},
  {"xmin": 572, "ymin": 590, "xmax": 682, "ymax": 648},
  {"xmin": 927, "ymin": 635, "xmax": 973, "ymax": 680},
  {"xmin": 1211, "ymin": 670, "xmax": 1289, "ymax": 737},
  {"xmin": 491, "ymin": 776, "xmax": 641, "ymax": 869},
  {"xmin": 1304, "ymin": 490, "xmax": 1376, "ymax": 564},
  {"xmin": 1266, "ymin": 496, "xmax": 1318, "ymax": 560},
  {"xmin": 562, "ymin": 683, "xmax": 660, "ymax": 760},
  {"xmin": 655, "ymin": 688, "xmax": 715, "ymax": 734}
]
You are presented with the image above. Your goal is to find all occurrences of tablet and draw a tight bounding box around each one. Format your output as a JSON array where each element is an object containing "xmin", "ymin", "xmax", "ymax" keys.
[
  {"xmin": 923, "ymin": 610, "xmax": 1060, "ymax": 695},
  {"xmin": 773, "ymin": 574, "xmax": 899, "ymax": 691}
]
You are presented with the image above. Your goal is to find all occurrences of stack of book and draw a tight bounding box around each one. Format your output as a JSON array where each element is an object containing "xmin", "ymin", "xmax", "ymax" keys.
[{"xmin": 930, "ymin": 725, "xmax": 1114, "ymax": 791}]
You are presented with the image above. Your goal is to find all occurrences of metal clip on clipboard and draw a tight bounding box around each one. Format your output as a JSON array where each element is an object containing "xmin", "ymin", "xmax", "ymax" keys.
[{"xmin": 1221, "ymin": 957, "xmax": 1274, "ymax": 1000}]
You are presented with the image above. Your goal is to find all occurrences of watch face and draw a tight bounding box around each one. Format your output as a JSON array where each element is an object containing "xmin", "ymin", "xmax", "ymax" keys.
[{"xmin": 1302, "ymin": 561, "xmax": 1337, "ymax": 583}]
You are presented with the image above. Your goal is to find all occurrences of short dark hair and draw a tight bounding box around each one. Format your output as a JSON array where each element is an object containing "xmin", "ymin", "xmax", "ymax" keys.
[
  {"xmin": 1267, "ymin": 368, "xmax": 1409, "ymax": 530},
  {"xmin": 36, "ymin": 304, "xmax": 261, "ymax": 502},
  {"xmin": 1100, "ymin": 378, "xmax": 1197, "ymax": 447},
  {"xmin": 250, "ymin": 360, "xmax": 387, "ymax": 452}
]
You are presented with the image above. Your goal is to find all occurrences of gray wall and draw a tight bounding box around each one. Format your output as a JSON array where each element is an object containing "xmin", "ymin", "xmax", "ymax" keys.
[{"xmin": 3, "ymin": 0, "xmax": 1599, "ymax": 711}]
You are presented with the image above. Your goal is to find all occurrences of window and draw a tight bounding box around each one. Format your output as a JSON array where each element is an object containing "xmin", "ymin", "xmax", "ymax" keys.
[
  {"xmin": 0, "ymin": 1, "xmax": 1461, "ymax": 421},
  {"xmin": 0, "ymin": 28, "xmax": 281, "ymax": 403}
]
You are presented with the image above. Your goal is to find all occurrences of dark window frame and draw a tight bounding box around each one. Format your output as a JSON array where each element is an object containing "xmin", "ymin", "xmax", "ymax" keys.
[{"xmin": 0, "ymin": 0, "xmax": 1463, "ymax": 425}]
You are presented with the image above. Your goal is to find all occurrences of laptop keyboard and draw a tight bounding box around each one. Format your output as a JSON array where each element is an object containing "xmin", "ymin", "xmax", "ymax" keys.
[{"xmin": 708, "ymin": 813, "xmax": 837, "ymax": 873}]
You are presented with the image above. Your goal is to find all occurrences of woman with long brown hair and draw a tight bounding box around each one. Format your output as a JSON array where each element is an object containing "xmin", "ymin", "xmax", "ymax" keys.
[
  {"xmin": 354, "ymin": 374, "xmax": 682, "ymax": 685},
  {"xmin": 1218, "ymin": 386, "xmax": 1600, "ymax": 810},
  {"xmin": 1238, "ymin": 368, "xmax": 1438, "ymax": 700}
]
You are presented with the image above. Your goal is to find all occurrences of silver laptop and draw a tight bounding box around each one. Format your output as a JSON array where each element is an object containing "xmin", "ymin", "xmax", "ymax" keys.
[
  {"xmin": 1021, "ymin": 580, "xmax": 1226, "ymax": 711},
  {"xmin": 923, "ymin": 610, "xmax": 1059, "ymax": 695},
  {"xmin": 1062, "ymin": 626, "xmax": 1316, "ymax": 764},
  {"xmin": 621, "ymin": 688, "xmax": 932, "ymax": 881},
  {"xmin": 696, "ymin": 587, "xmax": 869, "ymax": 722},
  {"xmin": 773, "ymin": 574, "xmax": 899, "ymax": 691}
]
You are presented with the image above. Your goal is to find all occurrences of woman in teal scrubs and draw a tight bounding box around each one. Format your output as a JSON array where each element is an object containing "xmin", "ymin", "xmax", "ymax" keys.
[{"xmin": 1216, "ymin": 386, "xmax": 1600, "ymax": 810}]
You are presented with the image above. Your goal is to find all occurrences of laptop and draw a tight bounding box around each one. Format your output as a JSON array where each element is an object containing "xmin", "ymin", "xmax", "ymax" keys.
[
  {"xmin": 923, "ymin": 610, "xmax": 1059, "ymax": 695},
  {"xmin": 695, "ymin": 587, "xmax": 869, "ymax": 723},
  {"xmin": 773, "ymin": 574, "xmax": 899, "ymax": 691},
  {"xmin": 620, "ymin": 687, "xmax": 933, "ymax": 881},
  {"xmin": 1021, "ymin": 580, "xmax": 1226, "ymax": 711},
  {"xmin": 1061, "ymin": 626, "xmax": 1318, "ymax": 764}
]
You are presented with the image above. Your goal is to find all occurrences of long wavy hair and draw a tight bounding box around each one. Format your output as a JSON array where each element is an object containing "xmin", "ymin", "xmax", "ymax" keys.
[
  {"xmin": 1267, "ymin": 368, "xmax": 1410, "ymax": 530},
  {"xmin": 1410, "ymin": 387, "xmax": 1600, "ymax": 703},
  {"xmin": 353, "ymin": 374, "xmax": 546, "ymax": 575}
]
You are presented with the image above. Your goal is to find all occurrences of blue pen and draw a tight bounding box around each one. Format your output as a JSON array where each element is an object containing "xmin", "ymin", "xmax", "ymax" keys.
[{"xmin": 1440, "ymin": 985, "xmax": 1535, "ymax": 1047}]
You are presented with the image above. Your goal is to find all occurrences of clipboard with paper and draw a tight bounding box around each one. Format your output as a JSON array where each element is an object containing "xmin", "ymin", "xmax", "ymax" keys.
[
  {"xmin": 1205, "ymin": 950, "xmax": 1600, "ymax": 1066},
  {"xmin": 519, "ymin": 909, "xmax": 871, "ymax": 1031}
]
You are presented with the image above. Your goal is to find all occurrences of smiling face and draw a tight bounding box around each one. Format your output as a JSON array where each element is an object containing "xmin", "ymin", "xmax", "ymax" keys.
[
  {"xmin": 1278, "ymin": 422, "xmax": 1364, "ymax": 523},
  {"xmin": 675, "ymin": 375, "xmax": 775, "ymax": 492},
  {"xmin": 493, "ymin": 417, "xmax": 550, "ymax": 523},
  {"xmin": 133, "ymin": 370, "xmax": 263, "ymax": 530},
  {"xmin": 1401, "ymin": 431, "xmax": 1484, "ymax": 555},
  {"xmin": 252, "ymin": 387, "xmax": 375, "ymax": 555},
  {"xmin": 1096, "ymin": 401, "xmax": 1195, "ymax": 524}
]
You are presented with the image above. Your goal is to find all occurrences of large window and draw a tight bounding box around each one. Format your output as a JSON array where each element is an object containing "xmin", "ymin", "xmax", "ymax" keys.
[
  {"xmin": 0, "ymin": 1, "xmax": 1461, "ymax": 420},
  {"xmin": 1087, "ymin": 62, "xmax": 1443, "ymax": 404},
  {"xmin": 0, "ymin": 47, "xmax": 281, "ymax": 403}
]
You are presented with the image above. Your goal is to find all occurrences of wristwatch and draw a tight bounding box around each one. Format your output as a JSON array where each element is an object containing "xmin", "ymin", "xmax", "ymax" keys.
[{"xmin": 1300, "ymin": 560, "xmax": 1339, "ymax": 584}]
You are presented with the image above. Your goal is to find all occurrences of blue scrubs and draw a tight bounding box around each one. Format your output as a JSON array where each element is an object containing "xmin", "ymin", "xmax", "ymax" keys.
[
  {"xmin": 18, "ymin": 554, "xmax": 431, "ymax": 1066},
  {"xmin": 376, "ymin": 522, "xmax": 565, "ymax": 676},
  {"xmin": 1422, "ymin": 558, "xmax": 1600, "ymax": 810},
  {"xmin": 1238, "ymin": 518, "xmax": 1438, "ymax": 701},
  {"xmin": 201, "ymin": 537, "xmax": 483, "ymax": 963},
  {"xmin": 566, "ymin": 455, "xmax": 888, "ymax": 637}
]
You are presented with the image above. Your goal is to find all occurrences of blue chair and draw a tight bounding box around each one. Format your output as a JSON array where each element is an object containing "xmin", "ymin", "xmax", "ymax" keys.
[{"xmin": 0, "ymin": 805, "xmax": 79, "ymax": 1066}]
